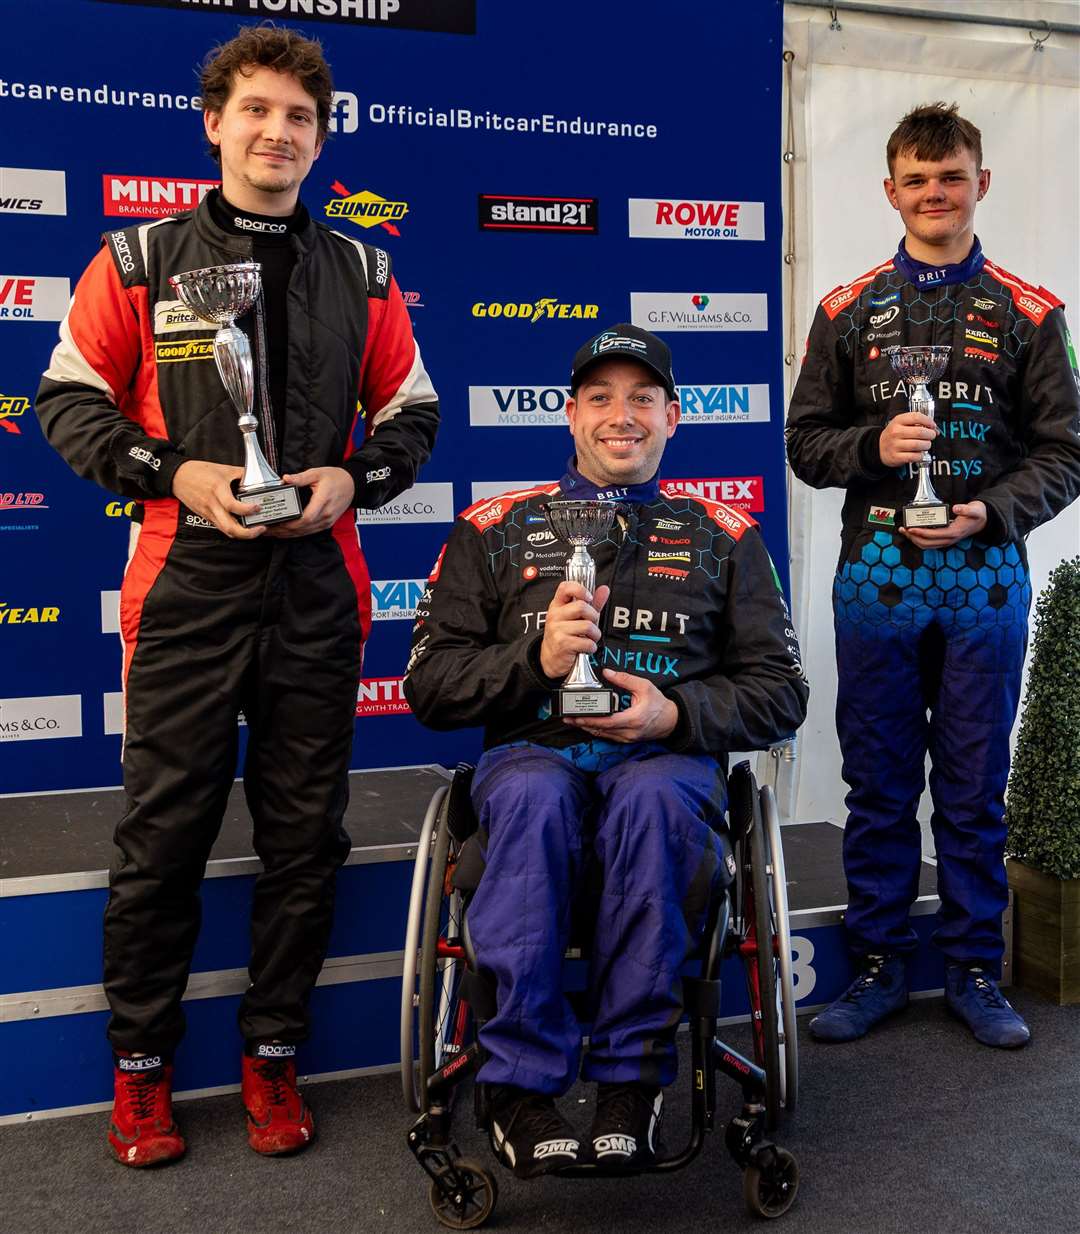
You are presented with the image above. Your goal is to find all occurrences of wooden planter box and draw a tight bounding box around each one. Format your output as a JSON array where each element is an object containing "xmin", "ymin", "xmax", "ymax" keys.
[{"xmin": 1006, "ymin": 858, "xmax": 1080, "ymax": 1005}]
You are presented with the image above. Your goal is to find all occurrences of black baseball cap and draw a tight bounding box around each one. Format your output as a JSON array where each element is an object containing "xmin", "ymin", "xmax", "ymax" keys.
[{"xmin": 570, "ymin": 323, "xmax": 676, "ymax": 400}]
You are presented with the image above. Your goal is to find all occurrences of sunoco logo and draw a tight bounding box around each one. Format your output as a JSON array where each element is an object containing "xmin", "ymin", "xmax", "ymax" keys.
[
  {"xmin": 155, "ymin": 339, "xmax": 214, "ymax": 363},
  {"xmin": 103, "ymin": 175, "xmax": 219, "ymax": 219},
  {"xmin": 471, "ymin": 299, "xmax": 599, "ymax": 322},
  {"xmin": 326, "ymin": 181, "xmax": 408, "ymax": 235},
  {"xmin": 0, "ymin": 393, "xmax": 31, "ymax": 436}
]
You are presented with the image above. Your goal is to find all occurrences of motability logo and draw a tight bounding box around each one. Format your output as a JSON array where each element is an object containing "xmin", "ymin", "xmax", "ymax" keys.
[
  {"xmin": 325, "ymin": 182, "xmax": 409, "ymax": 235},
  {"xmin": 692, "ymin": 294, "xmax": 710, "ymax": 312}
]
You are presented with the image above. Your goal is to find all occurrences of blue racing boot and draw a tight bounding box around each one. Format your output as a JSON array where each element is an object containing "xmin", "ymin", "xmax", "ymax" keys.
[
  {"xmin": 945, "ymin": 965, "xmax": 1031, "ymax": 1048},
  {"xmin": 809, "ymin": 953, "xmax": 908, "ymax": 1042}
]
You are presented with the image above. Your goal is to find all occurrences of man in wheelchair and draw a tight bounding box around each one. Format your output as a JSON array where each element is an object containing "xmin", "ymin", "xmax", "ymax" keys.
[{"xmin": 403, "ymin": 325, "xmax": 808, "ymax": 1179}]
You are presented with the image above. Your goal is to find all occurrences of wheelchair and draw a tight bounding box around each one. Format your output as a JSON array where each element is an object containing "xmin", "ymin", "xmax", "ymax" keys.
[{"xmin": 400, "ymin": 758, "xmax": 800, "ymax": 1227}]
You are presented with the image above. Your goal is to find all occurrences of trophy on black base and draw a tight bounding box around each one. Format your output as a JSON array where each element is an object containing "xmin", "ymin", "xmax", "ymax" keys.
[
  {"xmin": 884, "ymin": 344, "xmax": 952, "ymax": 529},
  {"xmin": 543, "ymin": 499, "xmax": 618, "ymax": 717},
  {"xmin": 169, "ymin": 262, "xmax": 302, "ymax": 528}
]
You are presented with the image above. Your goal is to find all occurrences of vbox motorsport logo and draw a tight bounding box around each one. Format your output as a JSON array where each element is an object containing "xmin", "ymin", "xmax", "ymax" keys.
[{"xmin": 326, "ymin": 182, "xmax": 408, "ymax": 235}]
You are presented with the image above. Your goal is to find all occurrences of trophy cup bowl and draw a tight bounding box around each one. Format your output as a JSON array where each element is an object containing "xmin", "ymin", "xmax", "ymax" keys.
[
  {"xmin": 884, "ymin": 344, "xmax": 952, "ymax": 529},
  {"xmin": 167, "ymin": 263, "xmax": 301, "ymax": 528},
  {"xmin": 543, "ymin": 499, "xmax": 618, "ymax": 717}
]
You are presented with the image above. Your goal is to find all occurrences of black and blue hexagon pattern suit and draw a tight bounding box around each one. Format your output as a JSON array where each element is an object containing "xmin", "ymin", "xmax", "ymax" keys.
[{"xmin": 786, "ymin": 239, "xmax": 1080, "ymax": 973}]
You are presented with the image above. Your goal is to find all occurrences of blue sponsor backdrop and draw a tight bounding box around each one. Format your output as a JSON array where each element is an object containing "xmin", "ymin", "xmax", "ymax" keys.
[{"xmin": 0, "ymin": 0, "xmax": 786, "ymax": 794}]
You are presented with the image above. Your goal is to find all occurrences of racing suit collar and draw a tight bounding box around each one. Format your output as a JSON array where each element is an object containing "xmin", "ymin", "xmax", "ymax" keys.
[
  {"xmin": 560, "ymin": 456, "xmax": 660, "ymax": 504},
  {"xmin": 894, "ymin": 235, "xmax": 984, "ymax": 288},
  {"xmin": 194, "ymin": 189, "xmax": 317, "ymax": 256}
]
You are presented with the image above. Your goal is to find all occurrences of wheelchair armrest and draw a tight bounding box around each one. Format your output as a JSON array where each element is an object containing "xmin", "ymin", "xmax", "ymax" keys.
[
  {"xmin": 445, "ymin": 762, "xmax": 478, "ymax": 843},
  {"xmin": 727, "ymin": 759, "xmax": 757, "ymax": 843}
]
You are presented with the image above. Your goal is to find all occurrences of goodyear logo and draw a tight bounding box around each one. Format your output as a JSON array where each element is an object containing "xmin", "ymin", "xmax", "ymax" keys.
[
  {"xmin": 471, "ymin": 299, "xmax": 599, "ymax": 322},
  {"xmin": 327, "ymin": 181, "xmax": 408, "ymax": 236},
  {"xmin": 155, "ymin": 339, "xmax": 214, "ymax": 364},
  {"xmin": 0, "ymin": 393, "xmax": 30, "ymax": 436}
]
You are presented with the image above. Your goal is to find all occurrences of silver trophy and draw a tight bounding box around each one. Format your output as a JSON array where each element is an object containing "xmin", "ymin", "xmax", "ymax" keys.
[
  {"xmin": 168, "ymin": 263, "xmax": 302, "ymax": 527},
  {"xmin": 543, "ymin": 499, "xmax": 618, "ymax": 717},
  {"xmin": 884, "ymin": 344, "xmax": 952, "ymax": 529}
]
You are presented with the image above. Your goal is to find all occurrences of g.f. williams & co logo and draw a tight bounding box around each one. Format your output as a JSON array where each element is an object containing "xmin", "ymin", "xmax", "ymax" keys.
[{"xmin": 0, "ymin": 695, "xmax": 82, "ymax": 742}]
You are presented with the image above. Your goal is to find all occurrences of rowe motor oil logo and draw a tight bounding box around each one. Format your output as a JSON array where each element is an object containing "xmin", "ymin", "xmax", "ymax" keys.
[{"xmin": 326, "ymin": 182, "xmax": 409, "ymax": 235}]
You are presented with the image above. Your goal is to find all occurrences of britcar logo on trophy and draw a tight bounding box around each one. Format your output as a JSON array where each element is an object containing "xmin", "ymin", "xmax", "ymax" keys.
[{"xmin": 628, "ymin": 198, "xmax": 764, "ymax": 241}]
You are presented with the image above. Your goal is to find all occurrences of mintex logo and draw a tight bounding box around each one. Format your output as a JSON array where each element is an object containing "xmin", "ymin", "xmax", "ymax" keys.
[
  {"xmin": 0, "ymin": 167, "xmax": 67, "ymax": 216},
  {"xmin": 479, "ymin": 194, "xmax": 598, "ymax": 234},
  {"xmin": 0, "ymin": 393, "xmax": 31, "ymax": 436},
  {"xmin": 628, "ymin": 198, "xmax": 764, "ymax": 241},
  {"xmin": 630, "ymin": 293, "xmax": 767, "ymax": 333},
  {"xmin": 370, "ymin": 579, "xmax": 426, "ymax": 622},
  {"xmin": 0, "ymin": 695, "xmax": 82, "ymax": 742},
  {"xmin": 661, "ymin": 477, "xmax": 765, "ymax": 512},
  {"xmin": 355, "ymin": 677, "xmax": 411, "ymax": 718},
  {"xmin": 0, "ymin": 275, "xmax": 71, "ymax": 322},
  {"xmin": 103, "ymin": 175, "xmax": 219, "ymax": 219},
  {"xmin": 326, "ymin": 182, "xmax": 408, "ymax": 236},
  {"xmin": 356, "ymin": 482, "xmax": 455, "ymax": 526}
]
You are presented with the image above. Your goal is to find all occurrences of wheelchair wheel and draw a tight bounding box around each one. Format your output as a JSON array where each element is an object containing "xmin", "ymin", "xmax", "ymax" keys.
[
  {"xmin": 428, "ymin": 1157, "xmax": 498, "ymax": 1230},
  {"xmin": 747, "ymin": 792, "xmax": 782, "ymax": 1128},
  {"xmin": 418, "ymin": 802, "xmax": 473, "ymax": 1107},
  {"xmin": 401, "ymin": 784, "xmax": 448, "ymax": 1112},
  {"xmin": 761, "ymin": 784, "xmax": 799, "ymax": 1119},
  {"xmin": 743, "ymin": 1146, "xmax": 799, "ymax": 1219}
]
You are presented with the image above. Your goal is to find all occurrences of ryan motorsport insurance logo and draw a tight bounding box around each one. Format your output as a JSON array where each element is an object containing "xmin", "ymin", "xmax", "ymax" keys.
[{"xmin": 469, "ymin": 384, "xmax": 770, "ymax": 426}]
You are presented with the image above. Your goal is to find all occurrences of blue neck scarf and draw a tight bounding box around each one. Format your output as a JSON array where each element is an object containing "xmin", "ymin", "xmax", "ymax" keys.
[
  {"xmin": 894, "ymin": 235, "xmax": 984, "ymax": 288},
  {"xmin": 559, "ymin": 457, "xmax": 660, "ymax": 505}
]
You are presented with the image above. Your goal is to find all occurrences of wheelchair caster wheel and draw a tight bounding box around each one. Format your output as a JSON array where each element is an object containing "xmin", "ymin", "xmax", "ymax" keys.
[
  {"xmin": 428, "ymin": 1157, "xmax": 498, "ymax": 1230},
  {"xmin": 743, "ymin": 1146, "xmax": 799, "ymax": 1219}
]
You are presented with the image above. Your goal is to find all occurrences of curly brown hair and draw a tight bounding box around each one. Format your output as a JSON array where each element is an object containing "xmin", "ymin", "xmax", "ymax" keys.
[
  {"xmin": 886, "ymin": 102, "xmax": 983, "ymax": 176},
  {"xmin": 200, "ymin": 25, "xmax": 334, "ymax": 163}
]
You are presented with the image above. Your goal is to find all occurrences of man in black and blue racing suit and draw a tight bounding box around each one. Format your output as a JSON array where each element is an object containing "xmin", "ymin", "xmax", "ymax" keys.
[{"xmin": 786, "ymin": 102, "xmax": 1080, "ymax": 1049}]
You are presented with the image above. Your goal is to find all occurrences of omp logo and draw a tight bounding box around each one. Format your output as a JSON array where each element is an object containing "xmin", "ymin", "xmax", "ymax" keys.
[
  {"xmin": 594, "ymin": 1134, "xmax": 637, "ymax": 1156},
  {"xmin": 1017, "ymin": 294, "xmax": 1048, "ymax": 322},
  {"xmin": 480, "ymin": 194, "xmax": 598, "ymax": 234},
  {"xmin": 0, "ymin": 393, "xmax": 30, "ymax": 435},
  {"xmin": 0, "ymin": 600, "xmax": 59, "ymax": 624},
  {"xmin": 330, "ymin": 91, "xmax": 359, "ymax": 135},
  {"xmin": 153, "ymin": 300, "xmax": 210, "ymax": 336},
  {"xmin": 471, "ymin": 299, "xmax": 599, "ymax": 322},
  {"xmin": 533, "ymin": 1140, "xmax": 579, "ymax": 1160},
  {"xmin": 476, "ymin": 502, "xmax": 505, "ymax": 525},
  {"xmin": 326, "ymin": 182, "xmax": 408, "ymax": 235},
  {"xmin": 678, "ymin": 384, "xmax": 769, "ymax": 424},
  {"xmin": 127, "ymin": 445, "xmax": 161, "ymax": 470},
  {"xmin": 0, "ymin": 275, "xmax": 70, "ymax": 322},
  {"xmin": 370, "ymin": 579, "xmax": 426, "ymax": 622},
  {"xmin": 155, "ymin": 339, "xmax": 214, "ymax": 363},
  {"xmin": 103, "ymin": 175, "xmax": 218, "ymax": 219},
  {"xmin": 869, "ymin": 306, "xmax": 899, "ymax": 328},
  {"xmin": 630, "ymin": 292, "xmax": 767, "ymax": 333},
  {"xmin": 661, "ymin": 476, "xmax": 764, "ymax": 512},
  {"xmin": 0, "ymin": 694, "xmax": 81, "ymax": 742},
  {"xmin": 628, "ymin": 197, "xmax": 764, "ymax": 241},
  {"xmin": 0, "ymin": 167, "xmax": 66, "ymax": 216},
  {"xmin": 355, "ymin": 677, "xmax": 411, "ymax": 718}
]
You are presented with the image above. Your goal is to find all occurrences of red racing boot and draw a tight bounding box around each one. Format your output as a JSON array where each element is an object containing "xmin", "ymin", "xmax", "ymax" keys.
[
  {"xmin": 108, "ymin": 1052, "xmax": 186, "ymax": 1167},
  {"xmin": 241, "ymin": 1042, "xmax": 315, "ymax": 1155}
]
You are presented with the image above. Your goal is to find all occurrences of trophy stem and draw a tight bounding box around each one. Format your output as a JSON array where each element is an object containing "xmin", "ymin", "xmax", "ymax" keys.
[
  {"xmin": 240, "ymin": 423, "xmax": 285, "ymax": 494},
  {"xmin": 912, "ymin": 460, "xmax": 943, "ymax": 507},
  {"xmin": 565, "ymin": 545, "xmax": 596, "ymax": 593}
]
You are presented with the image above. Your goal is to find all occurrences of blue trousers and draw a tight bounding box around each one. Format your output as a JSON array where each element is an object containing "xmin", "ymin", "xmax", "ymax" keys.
[
  {"xmin": 834, "ymin": 535, "xmax": 1030, "ymax": 974},
  {"xmin": 468, "ymin": 741, "xmax": 728, "ymax": 1094}
]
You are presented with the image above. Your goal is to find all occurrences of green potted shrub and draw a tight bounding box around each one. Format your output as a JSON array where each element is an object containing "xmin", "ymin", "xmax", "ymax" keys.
[{"xmin": 1005, "ymin": 555, "xmax": 1080, "ymax": 1005}]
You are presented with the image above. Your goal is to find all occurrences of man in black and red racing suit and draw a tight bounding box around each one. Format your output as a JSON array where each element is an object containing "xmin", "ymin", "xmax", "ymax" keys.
[
  {"xmin": 35, "ymin": 27, "xmax": 438, "ymax": 1165},
  {"xmin": 786, "ymin": 103, "xmax": 1080, "ymax": 1050},
  {"xmin": 404, "ymin": 324, "xmax": 806, "ymax": 1178}
]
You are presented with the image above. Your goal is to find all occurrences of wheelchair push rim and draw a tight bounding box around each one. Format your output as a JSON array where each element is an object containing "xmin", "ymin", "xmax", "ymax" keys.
[{"xmin": 761, "ymin": 783, "xmax": 799, "ymax": 1119}]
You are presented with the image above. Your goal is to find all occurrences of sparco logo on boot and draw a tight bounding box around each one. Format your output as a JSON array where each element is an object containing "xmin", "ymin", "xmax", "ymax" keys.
[{"xmin": 479, "ymin": 194, "xmax": 598, "ymax": 234}]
